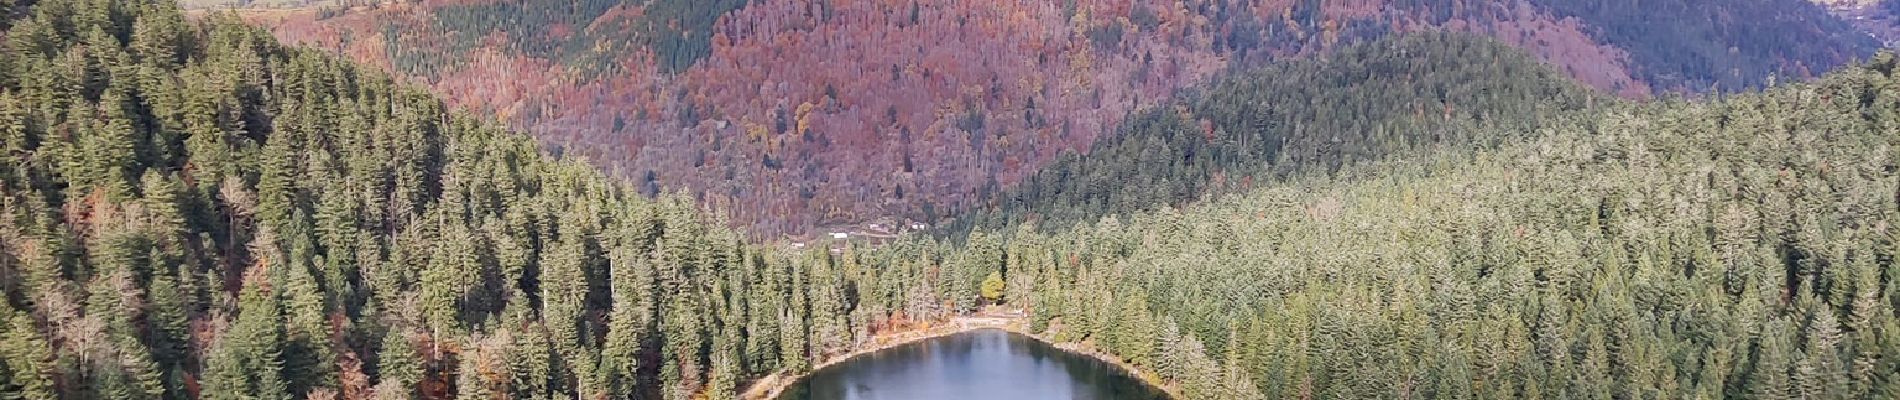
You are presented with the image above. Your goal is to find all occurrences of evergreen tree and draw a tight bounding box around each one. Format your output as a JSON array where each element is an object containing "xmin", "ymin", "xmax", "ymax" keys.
[
  {"xmin": 0, "ymin": 307, "xmax": 55, "ymax": 400},
  {"xmin": 598, "ymin": 243, "xmax": 646, "ymax": 399},
  {"xmin": 374, "ymin": 329, "xmax": 421, "ymax": 400},
  {"xmin": 1748, "ymin": 317, "xmax": 1796, "ymax": 400}
]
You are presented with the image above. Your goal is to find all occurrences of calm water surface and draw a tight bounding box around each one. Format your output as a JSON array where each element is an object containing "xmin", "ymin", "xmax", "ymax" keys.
[{"xmin": 777, "ymin": 329, "xmax": 1170, "ymax": 400}]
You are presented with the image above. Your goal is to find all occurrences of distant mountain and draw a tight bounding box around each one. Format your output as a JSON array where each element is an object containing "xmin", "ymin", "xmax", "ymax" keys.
[{"xmin": 217, "ymin": 0, "xmax": 1877, "ymax": 237}]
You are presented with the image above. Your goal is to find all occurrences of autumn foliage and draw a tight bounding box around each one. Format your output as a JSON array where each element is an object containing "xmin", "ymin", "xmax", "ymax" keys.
[{"xmin": 235, "ymin": 0, "xmax": 1871, "ymax": 237}]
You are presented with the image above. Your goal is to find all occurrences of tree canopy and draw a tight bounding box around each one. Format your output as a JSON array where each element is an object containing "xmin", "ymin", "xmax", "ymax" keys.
[{"xmin": 0, "ymin": 0, "xmax": 1895, "ymax": 399}]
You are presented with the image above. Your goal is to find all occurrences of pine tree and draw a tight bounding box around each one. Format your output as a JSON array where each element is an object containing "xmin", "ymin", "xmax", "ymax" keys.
[
  {"xmin": 1872, "ymin": 314, "xmax": 1900, "ymax": 400},
  {"xmin": 704, "ymin": 341, "xmax": 738, "ymax": 400},
  {"xmin": 504, "ymin": 304, "xmax": 555, "ymax": 400},
  {"xmin": 253, "ymin": 119, "xmax": 300, "ymax": 229},
  {"xmin": 200, "ymin": 338, "xmax": 253, "ymax": 400},
  {"xmin": 538, "ymin": 233, "xmax": 590, "ymax": 363},
  {"xmin": 1030, "ymin": 256, "xmax": 1062, "ymax": 333},
  {"xmin": 375, "ymin": 329, "xmax": 422, "ymax": 399},
  {"xmin": 77, "ymin": 74, "xmax": 141, "ymax": 200},
  {"xmin": 708, "ymin": 273, "xmax": 746, "ymax": 396},
  {"xmin": 1748, "ymin": 318, "xmax": 1795, "ymax": 400},
  {"xmin": 278, "ymin": 233, "xmax": 337, "ymax": 396},
  {"xmin": 744, "ymin": 253, "xmax": 782, "ymax": 374},
  {"xmin": 659, "ymin": 288, "xmax": 703, "ymax": 400},
  {"xmin": 1793, "ymin": 305, "xmax": 1846, "ymax": 399},
  {"xmin": 598, "ymin": 243, "xmax": 647, "ymax": 399},
  {"xmin": 0, "ymin": 307, "xmax": 56, "ymax": 400},
  {"xmin": 807, "ymin": 254, "xmax": 850, "ymax": 357},
  {"xmin": 1117, "ymin": 291, "xmax": 1156, "ymax": 367},
  {"xmin": 235, "ymin": 285, "xmax": 293, "ymax": 400},
  {"xmin": 419, "ymin": 223, "xmax": 475, "ymax": 339},
  {"xmin": 779, "ymin": 258, "xmax": 811, "ymax": 374}
]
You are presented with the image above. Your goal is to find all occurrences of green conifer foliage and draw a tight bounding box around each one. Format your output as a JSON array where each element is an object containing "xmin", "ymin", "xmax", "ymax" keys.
[{"xmin": 0, "ymin": 1, "xmax": 1896, "ymax": 398}]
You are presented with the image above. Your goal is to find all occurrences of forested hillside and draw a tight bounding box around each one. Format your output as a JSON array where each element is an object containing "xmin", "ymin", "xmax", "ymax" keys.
[
  {"xmin": 1519, "ymin": 0, "xmax": 1872, "ymax": 91},
  {"xmin": 1811, "ymin": 0, "xmax": 1900, "ymax": 46},
  {"xmin": 224, "ymin": 0, "xmax": 1876, "ymax": 237},
  {"xmin": 6, "ymin": 0, "xmax": 1900, "ymax": 399},
  {"xmin": 0, "ymin": 2, "xmax": 977, "ymax": 399},
  {"xmin": 900, "ymin": 53, "xmax": 1900, "ymax": 399},
  {"xmin": 952, "ymin": 33, "xmax": 1602, "ymax": 234}
]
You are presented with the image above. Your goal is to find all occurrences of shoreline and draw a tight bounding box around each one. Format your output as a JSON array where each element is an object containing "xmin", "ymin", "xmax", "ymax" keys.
[
  {"xmin": 1022, "ymin": 329, "xmax": 1182, "ymax": 399},
  {"xmin": 739, "ymin": 315, "xmax": 1180, "ymax": 400}
]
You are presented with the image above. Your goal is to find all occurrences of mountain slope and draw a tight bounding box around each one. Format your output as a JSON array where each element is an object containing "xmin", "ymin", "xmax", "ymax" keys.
[
  {"xmin": 1521, "ymin": 0, "xmax": 1876, "ymax": 91},
  {"xmin": 0, "ymin": 2, "xmax": 979, "ymax": 399},
  {"xmin": 952, "ymin": 32, "xmax": 1603, "ymax": 234},
  {"xmin": 6, "ymin": 1, "xmax": 1898, "ymax": 399},
  {"xmin": 879, "ymin": 51, "xmax": 1900, "ymax": 399},
  {"xmin": 217, "ymin": 0, "xmax": 1877, "ymax": 238},
  {"xmin": 1810, "ymin": 0, "xmax": 1900, "ymax": 47},
  {"xmin": 223, "ymin": 0, "xmax": 1863, "ymax": 237}
]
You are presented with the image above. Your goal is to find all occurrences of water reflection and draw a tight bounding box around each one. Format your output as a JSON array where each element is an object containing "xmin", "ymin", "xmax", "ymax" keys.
[{"xmin": 778, "ymin": 329, "xmax": 1169, "ymax": 400}]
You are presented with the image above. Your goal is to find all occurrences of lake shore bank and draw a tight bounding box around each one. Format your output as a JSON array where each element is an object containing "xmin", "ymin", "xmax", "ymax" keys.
[{"xmin": 738, "ymin": 314, "xmax": 1179, "ymax": 400}]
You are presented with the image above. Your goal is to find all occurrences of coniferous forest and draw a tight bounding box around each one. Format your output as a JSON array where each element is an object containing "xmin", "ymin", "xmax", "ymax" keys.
[
  {"xmin": 1, "ymin": 1, "xmax": 1899, "ymax": 400},
  {"xmin": 951, "ymin": 33, "xmax": 1605, "ymax": 235}
]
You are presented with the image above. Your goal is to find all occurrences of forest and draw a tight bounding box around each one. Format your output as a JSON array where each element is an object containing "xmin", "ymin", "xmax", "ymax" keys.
[
  {"xmin": 1, "ymin": 0, "xmax": 1898, "ymax": 399},
  {"xmin": 234, "ymin": 0, "xmax": 1877, "ymax": 238},
  {"xmin": 1500, "ymin": 0, "xmax": 1872, "ymax": 92},
  {"xmin": 950, "ymin": 32, "xmax": 1604, "ymax": 235},
  {"xmin": 410, "ymin": 0, "xmax": 747, "ymax": 75},
  {"xmin": 922, "ymin": 54, "xmax": 1900, "ymax": 399},
  {"xmin": 0, "ymin": 1, "xmax": 912, "ymax": 399}
]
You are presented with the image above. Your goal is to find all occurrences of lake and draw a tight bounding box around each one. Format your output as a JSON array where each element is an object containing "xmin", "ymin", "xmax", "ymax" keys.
[{"xmin": 776, "ymin": 329, "xmax": 1171, "ymax": 400}]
